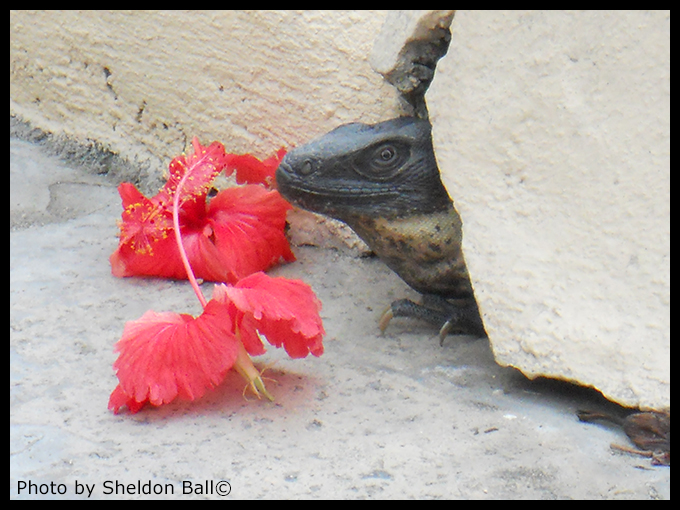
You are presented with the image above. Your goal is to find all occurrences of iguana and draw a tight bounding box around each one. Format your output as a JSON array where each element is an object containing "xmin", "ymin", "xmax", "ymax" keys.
[{"xmin": 275, "ymin": 116, "xmax": 485, "ymax": 341}]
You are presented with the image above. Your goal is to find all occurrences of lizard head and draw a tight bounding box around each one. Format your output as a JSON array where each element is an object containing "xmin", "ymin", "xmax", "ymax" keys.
[{"xmin": 275, "ymin": 116, "xmax": 452, "ymax": 220}]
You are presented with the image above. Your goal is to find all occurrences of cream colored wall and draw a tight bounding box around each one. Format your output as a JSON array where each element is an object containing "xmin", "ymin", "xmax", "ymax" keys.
[{"xmin": 10, "ymin": 10, "xmax": 399, "ymax": 170}]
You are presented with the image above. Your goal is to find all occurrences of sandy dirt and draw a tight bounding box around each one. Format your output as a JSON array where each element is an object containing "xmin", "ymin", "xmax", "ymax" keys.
[{"xmin": 10, "ymin": 137, "xmax": 670, "ymax": 499}]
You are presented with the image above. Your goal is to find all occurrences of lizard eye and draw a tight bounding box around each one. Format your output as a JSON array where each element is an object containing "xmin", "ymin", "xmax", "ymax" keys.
[
  {"xmin": 379, "ymin": 147, "xmax": 395, "ymax": 162},
  {"xmin": 353, "ymin": 141, "xmax": 410, "ymax": 180},
  {"xmin": 372, "ymin": 145, "xmax": 398, "ymax": 167}
]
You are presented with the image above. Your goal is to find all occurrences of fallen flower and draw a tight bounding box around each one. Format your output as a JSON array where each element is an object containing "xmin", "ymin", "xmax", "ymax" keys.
[{"xmin": 109, "ymin": 274, "xmax": 324, "ymax": 414}]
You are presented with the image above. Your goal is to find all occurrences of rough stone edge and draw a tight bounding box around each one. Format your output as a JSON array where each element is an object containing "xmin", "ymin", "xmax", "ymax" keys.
[{"xmin": 370, "ymin": 10, "xmax": 455, "ymax": 119}]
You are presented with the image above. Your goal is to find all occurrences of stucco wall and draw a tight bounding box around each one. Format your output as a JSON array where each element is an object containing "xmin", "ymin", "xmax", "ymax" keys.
[{"xmin": 10, "ymin": 10, "xmax": 398, "ymax": 171}]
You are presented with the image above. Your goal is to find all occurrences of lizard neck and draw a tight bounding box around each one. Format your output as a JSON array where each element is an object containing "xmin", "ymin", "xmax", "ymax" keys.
[{"xmin": 344, "ymin": 205, "xmax": 474, "ymax": 299}]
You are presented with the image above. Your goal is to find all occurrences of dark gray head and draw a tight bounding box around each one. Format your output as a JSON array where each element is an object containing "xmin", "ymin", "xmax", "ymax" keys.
[{"xmin": 275, "ymin": 116, "xmax": 451, "ymax": 219}]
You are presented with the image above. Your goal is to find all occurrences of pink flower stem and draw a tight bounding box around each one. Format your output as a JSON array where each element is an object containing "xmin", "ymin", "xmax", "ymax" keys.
[
  {"xmin": 172, "ymin": 170, "xmax": 208, "ymax": 309},
  {"xmin": 171, "ymin": 143, "xmax": 272, "ymax": 401}
]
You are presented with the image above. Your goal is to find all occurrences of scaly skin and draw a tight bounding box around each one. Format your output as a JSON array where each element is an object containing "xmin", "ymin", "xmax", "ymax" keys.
[
  {"xmin": 275, "ymin": 116, "xmax": 485, "ymax": 339},
  {"xmin": 348, "ymin": 208, "xmax": 470, "ymax": 298}
]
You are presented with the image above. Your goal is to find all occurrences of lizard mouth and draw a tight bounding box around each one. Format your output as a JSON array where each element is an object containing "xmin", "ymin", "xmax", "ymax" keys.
[
  {"xmin": 276, "ymin": 163, "xmax": 397, "ymax": 199},
  {"xmin": 275, "ymin": 162, "xmax": 399, "ymax": 216}
]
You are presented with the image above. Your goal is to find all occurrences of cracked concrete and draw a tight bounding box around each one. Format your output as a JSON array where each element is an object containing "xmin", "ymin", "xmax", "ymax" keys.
[{"xmin": 10, "ymin": 136, "xmax": 670, "ymax": 499}]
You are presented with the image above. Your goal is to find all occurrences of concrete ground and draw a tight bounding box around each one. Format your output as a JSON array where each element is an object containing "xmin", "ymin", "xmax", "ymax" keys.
[{"xmin": 10, "ymin": 136, "xmax": 670, "ymax": 499}]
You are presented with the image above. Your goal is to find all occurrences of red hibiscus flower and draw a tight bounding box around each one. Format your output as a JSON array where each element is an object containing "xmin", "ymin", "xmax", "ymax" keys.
[
  {"xmin": 109, "ymin": 274, "xmax": 325, "ymax": 414},
  {"xmin": 110, "ymin": 139, "xmax": 294, "ymax": 283}
]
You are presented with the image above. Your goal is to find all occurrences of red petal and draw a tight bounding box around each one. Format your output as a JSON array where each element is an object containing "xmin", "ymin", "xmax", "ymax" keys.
[
  {"xmin": 110, "ymin": 234, "xmax": 188, "ymax": 279},
  {"xmin": 108, "ymin": 300, "xmax": 237, "ymax": 413},
  {"xmin": 225, "ymin": 147, "xmax": 286, "ymax": 187},
  {"xmin": 108, "ymin": 385, "xmax": 147, "ymax": 414},
  {"xmin": 110, "ymin": 181, "xmax": 187, "ymax": 278},
  {"xmin": 180, "ymin": 185, "xmax": 295, "ymax": 283},
  {"xmin": 161, "ymin": 139, "xmax": 229, "ymax": 207},
  {"xmin": 213, "ymin": 273, "xmax": 325, "ymax": 359}
]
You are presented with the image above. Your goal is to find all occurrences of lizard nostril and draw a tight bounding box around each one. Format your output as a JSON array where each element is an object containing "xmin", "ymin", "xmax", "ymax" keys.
[{"xmin": 277, "ymin": 161, "xmax": 293, "ymax": 174}]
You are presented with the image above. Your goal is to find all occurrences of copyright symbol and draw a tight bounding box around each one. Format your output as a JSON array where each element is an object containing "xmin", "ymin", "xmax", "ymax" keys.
[{"xmin": 216, "ymin": 480, "xmax": 231, "ymax": 496}]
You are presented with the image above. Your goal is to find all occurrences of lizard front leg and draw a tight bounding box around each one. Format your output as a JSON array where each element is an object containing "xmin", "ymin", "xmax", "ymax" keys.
[{"xmin": 379, "ymin": 294, "xmax": 486, "ymax": 344}]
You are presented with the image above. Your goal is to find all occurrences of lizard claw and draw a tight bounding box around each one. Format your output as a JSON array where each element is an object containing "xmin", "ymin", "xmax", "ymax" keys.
[
  {"xmin": 438, "ymin": 320, "xmax": 453, "ymax": 346},
  {"xmin": 378, "ymin": 307, "xmax": 394, "ymax": 335}
]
